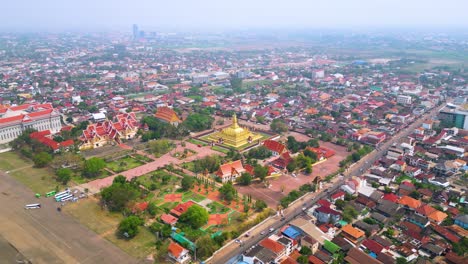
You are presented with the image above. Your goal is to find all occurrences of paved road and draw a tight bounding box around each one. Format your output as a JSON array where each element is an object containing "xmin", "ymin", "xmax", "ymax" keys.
[
  {"xmin": 207, "ymin": 103, "xmax": 444, "ymax": 264},
  {"xmin": 0, "ymin": 171, "xmax": 137, "ymax": 264}
]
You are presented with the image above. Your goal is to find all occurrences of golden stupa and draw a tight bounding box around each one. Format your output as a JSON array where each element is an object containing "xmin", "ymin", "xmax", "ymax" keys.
[{"xmin": 208, "ymin": 114, "xmax": 262, "ymax": 148}]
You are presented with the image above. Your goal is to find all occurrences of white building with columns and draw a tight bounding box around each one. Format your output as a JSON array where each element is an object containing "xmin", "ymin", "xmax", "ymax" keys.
[{"xmin": 0, "ymin": 103, "xmax": 62, "ymax": 144}]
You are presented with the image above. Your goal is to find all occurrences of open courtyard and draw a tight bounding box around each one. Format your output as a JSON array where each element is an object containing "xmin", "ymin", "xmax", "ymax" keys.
[{"xmin": 236, "ymin": 140, "xmax": 349, "ymax": 208}]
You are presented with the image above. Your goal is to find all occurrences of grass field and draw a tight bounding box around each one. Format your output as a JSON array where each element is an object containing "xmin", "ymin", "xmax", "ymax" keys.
[
  {"xmin": 182, "ymin": 191, "xmax": 206, "ymax": 202},
  {"xmin": 211, "ymin": 145, "xmax": 230, "ymax": 154},
  {"xmin": 0, "ymin": 152, "xmax": 61, "ymax": 194},
  {"xmin": 207, "ymin": 201, "xmax": 230, "ymax": 214},
  {"xmin": 0, "ymin": 152, "xmax": 32, "ymax": 171},
  {"xmin": 187, "ymin": 138, "xmax": 208, "ymax": 146},
  {"xmin": 132, "ymin": 153, "xmax": 154, "ymax": 163},
  {"xmin": 106, "ymin": 156, "xmax": 145, "ymax": 173},
  {"xmin": 64, "ymin": 198, "xmax": 155, "ymax": 258}
]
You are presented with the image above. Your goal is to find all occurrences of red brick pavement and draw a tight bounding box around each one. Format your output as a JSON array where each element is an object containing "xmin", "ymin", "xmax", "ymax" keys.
[
  {"xmin": 164, "ymin": 193, "xmax": 182, "ymax": 203},
  {"xmin": 85, "ymin": 141, "xmax": 224, "ymax": 191}
]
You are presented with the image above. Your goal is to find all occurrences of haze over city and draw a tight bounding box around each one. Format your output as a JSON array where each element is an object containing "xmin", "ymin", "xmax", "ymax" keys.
[
  {"xmin": 2, "ymin": 0, "xmax": 468, "ymax": 31},
  {"xmin": 0, "ymin": 1, "xmax": 467, "ymax": 264}
]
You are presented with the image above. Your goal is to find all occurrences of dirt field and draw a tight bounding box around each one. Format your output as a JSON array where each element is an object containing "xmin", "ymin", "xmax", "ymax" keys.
[
  {"xmin": 0, "ymin": 171, "xmax": 138, "ymax": 264},
  {"xmin": 236, "ymin": 140, "xmax": 348, "ymax": 208}
]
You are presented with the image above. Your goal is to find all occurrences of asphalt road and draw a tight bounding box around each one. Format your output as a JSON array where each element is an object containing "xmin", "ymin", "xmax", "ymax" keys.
[
  {"xmin": 0, "ymin": 171, "xmax": 138, "ymax": 264},
  {"xmin": 208, "ymin": 103, "xmax": 444, "ymax": 264}
]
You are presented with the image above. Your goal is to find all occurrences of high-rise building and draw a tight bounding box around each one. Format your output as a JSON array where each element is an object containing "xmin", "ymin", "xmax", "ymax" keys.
[
  {"xmin": 132, "ymin": 24, "xmax": 139, "ymax": 40},
  {"xmin": 439, "ymin": 105, "xmax": 468, "ymax": 129}
]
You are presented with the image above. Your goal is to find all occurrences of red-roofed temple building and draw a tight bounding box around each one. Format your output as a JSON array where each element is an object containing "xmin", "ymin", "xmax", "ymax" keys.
[
  {"xmin": 0, "ymin": 103, "xmax": 61, "ymax": 144},
  {"xmin": 79, "ymin": 112, "xmax": 139, "ymax": 150}
]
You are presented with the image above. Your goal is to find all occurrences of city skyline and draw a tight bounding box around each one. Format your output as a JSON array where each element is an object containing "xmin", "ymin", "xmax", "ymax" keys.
[{"xmin": 1, "ymin": 0, "xmax": 468, "ymax": 32}]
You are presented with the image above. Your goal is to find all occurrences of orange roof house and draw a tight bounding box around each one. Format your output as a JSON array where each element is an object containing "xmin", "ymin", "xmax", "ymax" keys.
[
  {"xmin": 170, "ymin": 201, "xmax": 195, "ymax": 217},
  {"xmin": 216, "ymin": 160, "xmax": 245, "ymax": 183},
  {"xmin": 260, "ymin": 238, "xmax": 286, "ymax": 256},
  {"xmin": 263, "ymin": 139, "xmax": 287, "ymax": 156},
  {"xmin": 161, "ymin": 213, "xmax": 178, "ymax": 225},
  {"xmin": 398, "ymin": 195, "xmax": 422, "ymax": 210},
  {"xmin": 155, "ymin": 106, "xmax": 181, "ymax": 126},
  {"xmin": 427, "ymin": 210, "xmax": 448, "ymax": 224},
  {"xmin": 341, "ymin": 224, "xmax": 365, "ymax": 244},
  {"xmin": 306, "ymin": 147, "xmax": 336, "ymax": 160},
  {"xmin": 168, "ymin": 241, "xmax": 191, "ymax": 264}
]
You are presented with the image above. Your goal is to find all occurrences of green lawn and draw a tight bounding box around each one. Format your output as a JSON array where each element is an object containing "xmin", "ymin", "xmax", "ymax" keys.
[
  {"xmin": 182, "ymin": 191, "xmax": 206, "ymax": 202},
  {"xmin": 211, "ymin": 146, "xmax": 230, "ymax": 154},
  {"xmin": 65, "ymin": 198, "xmax": 155, "ymax": 258},
  {"xmin": 106, "ymin": 156, "xmax": 144, "ymax": 173},
  {"xmin": 104, "ymin": 227, "xmax": 155, "ymax": 259},
  {"xmin": 0, "ymin": 152, "xmax": 62, "ymax": 194},
  {"xmin": 132, "ymin": 153, "xmax": 153, "ymax": 163},
  {"xmin": 187, "ymin": 138, "xmax": 208, "ymax": 146},
  {"xmin": 207, "ymin": 201, "xmax": 230, "ymax": 214},
  {"xmin": 0, "ymin": 152, "xmax": 32, "ymax": 171},
  {"xmin": 158, "ymin": 201, "xmax": 178, "ymax": 211}
]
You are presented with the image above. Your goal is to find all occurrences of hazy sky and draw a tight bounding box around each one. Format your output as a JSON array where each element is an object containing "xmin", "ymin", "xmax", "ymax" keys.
[{"xmin": 2, "ymin": 0, "xmax": 468, "ymax": 32}]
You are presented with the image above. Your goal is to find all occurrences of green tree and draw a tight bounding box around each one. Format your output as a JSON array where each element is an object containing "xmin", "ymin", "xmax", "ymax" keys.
[
  {"xmin": 148, "ymin": 139, "xmax": 174, "ymax": 156},
  {"xmin": 179, "ymin": 205, "xmax": 209, "ymax": 229},
  {"xmin": 181, "ymin": 176, "xmax": 195, "ymax": 191},
  {"xmin": 183, "ymin": 113, "xmax": 214, "ymax": 132},
  {"xmin": 118, "ymin": 216, "xmax": 143, "ymax": 239},
  {"xmin": 254, "ymin": 200, "xmax": 268, "ymax": 212},
  {"xmin": 335, "ymin": 199, "xmax": 346, "ymax": 210},
  {"xmin": 342, "ymin": 205, "xmax": 358, "ymax": 222},
  {"xmin": 303, "ymin": 148, "xmax": 318, "ymax": 160},
  {"xmin": 299, "ymin": 246, "xmax": 312, "ymax": 255},
  {"xmin": 56, "ymin": 168, "xmax": 72, "ymax": 184},
  {"xmin": 254, "ymin": 165, "xmax": 269, "ymax": 181},
  {"xmin": 396, "ymin": 257, "xmax": 409, "ymax": 264},
  {"xmin": 33, "ymin": 152, "xmax": 53, "ymax": 168},
  {"xmin": 230, "ymin": 77, "xmax": 243, "ymax": 92},
  {"xmin": 297, "ymin": 255, "xmax": 308, "ymax": 264},
  {"xmin": 245, "ymin": 145, "xmax": 272, "ymax": 159},
  {"xmin": 270, "ymin": 119, "xmax": 288, "ymax": 133},
  {"xmin": 219, "ymin": 182, "xmax": 236, "ymax": 202},
  {"xmin": 196, "ymin": 235, "xmax": 217, "ymax": 259},
  {"xmin": 286, "ymin": 159, "xmax": 297, "ymax": 172},
  {"xmin": 101, "ymin": 180, "xmax": 140, "ymax": 212},
  {"xmin": 82, "ymin": 157, "xmax": 106, "ymax": 178},
  {"xmin": 238, "ymin": 172, "xmax": 252, "ymax": 186}
]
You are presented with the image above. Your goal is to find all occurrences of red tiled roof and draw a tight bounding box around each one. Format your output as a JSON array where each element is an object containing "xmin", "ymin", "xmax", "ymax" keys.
[
  {"xmin": 155, "ymin": 106, "xmax": 181, "ymax": 123},
  {"xmin": 259, "ymin": 238, "xmax": 285, "ymax": 254},
  {"xmin": 316, "ymin": 206, "xmax": 341, "ymax": 216},
  {"xmin": 170, "ymin": 201, "xmax": 195, "ymax": 217},
  {"xmin": 398, "ymin": 195, "xmax": 422, "ymax": 209},
  {"xmin": 307, "ymin": 147, "xmax": 336, "ymax": 159},
  {"xmin": 308, "ymin": 255, "xmax": 325, "ymax": 264},
  {"xmin": 317, "ymin": 199, "xmax": 332, "ymax": 208},
  {"xmin": 362, "ymin": 239, "xmax": 384, "ymax": 254},
  {"xmin": 216, "ymin": 160, "xmax": 245, "ymax": 179},
  {"xmin": 168, "ymin": 241, "xmax": 185, "ymax": 258},
  {"xmin": 263, "ymin": 139, "xmax": 287, "ymax": 154},
  {"xmin": 161, "ymin": 214, "xmax": 178, "ymax": 225}
]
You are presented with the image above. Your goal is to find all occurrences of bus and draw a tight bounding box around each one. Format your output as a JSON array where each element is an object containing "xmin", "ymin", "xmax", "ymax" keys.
[
  {"xmin": 25, "ymin": 203, "xmax": 41, "ymax": 209},
  {"xmin": 46, "ymin": 191, "xmax": 56, "ymax": 197},
  {"xmin": 54, "ymin": 190, "xmax": 70, "ymax": 198},
  {"xmin": 56, "ymin": 194, "xmax": 73, "ymax": 202},
  {"xmin": 60, "ymin": 195, "xmax": 74, "ymax": 202},
  {"xmin": 54, "ymin": 191, "xmax": 71, "ymax": 201}
]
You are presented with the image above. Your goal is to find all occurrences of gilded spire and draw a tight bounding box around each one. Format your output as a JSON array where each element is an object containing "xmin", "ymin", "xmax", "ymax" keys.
[{"xmin": 232, "ymin": 114, "xmax": 239, "ymax": 128}]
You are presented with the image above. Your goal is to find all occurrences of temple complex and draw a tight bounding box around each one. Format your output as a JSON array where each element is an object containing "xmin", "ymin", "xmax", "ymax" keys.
[{"xmin": 208, "ymin": 114, "xmax": 262, "ymax": 148}]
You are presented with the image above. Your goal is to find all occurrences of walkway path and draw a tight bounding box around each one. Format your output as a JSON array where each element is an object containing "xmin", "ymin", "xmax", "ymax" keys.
[{"xmin": 80, "ymin": 141, "xmax": 224, "ymax": 193}]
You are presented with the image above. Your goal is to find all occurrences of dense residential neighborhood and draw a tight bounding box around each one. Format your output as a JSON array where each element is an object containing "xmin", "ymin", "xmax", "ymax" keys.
[{"xmin": 0, "ymin": 28, "xmax": 467, "ymax": 264}]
